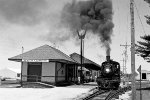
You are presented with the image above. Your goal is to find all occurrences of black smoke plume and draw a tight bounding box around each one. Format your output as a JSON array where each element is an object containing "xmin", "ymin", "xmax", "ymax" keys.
[{"xmin": 61, "ymin": 0, "xmax": 114, "ymax": 56}]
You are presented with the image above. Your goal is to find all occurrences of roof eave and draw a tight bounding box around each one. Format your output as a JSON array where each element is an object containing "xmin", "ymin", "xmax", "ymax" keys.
[
  {"xmin": 84, "ymin": 63, "xmax": 101, "ymax": 70},
  {"xmin": 8, "ymin": 58, "xmax": 22, "ymax": 62},
  {"xmin": 49, "ymin": 59, "xmax": 78, "ymax": 64},
  {"xmin": 8, "ymin": 58, "xmax": 78, "ymax": 64}
]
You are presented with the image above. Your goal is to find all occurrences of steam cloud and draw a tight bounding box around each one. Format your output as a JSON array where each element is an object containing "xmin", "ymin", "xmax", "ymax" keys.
[{"xmin": 61, "ymin": 0, "xmax": 114, "ymax": 56}]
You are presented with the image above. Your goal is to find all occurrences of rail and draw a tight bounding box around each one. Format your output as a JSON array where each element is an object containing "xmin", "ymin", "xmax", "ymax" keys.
[
  {"xmin": 105, "ymin": 86, "xmax": 132, "ymax": 100},
  {"xmin": 81, "ymin": 86, "xmax": 132, "ymax": 100},
  {"xmin": 82, "ymin": 88, "xmax": 109, "ymax": 100}
]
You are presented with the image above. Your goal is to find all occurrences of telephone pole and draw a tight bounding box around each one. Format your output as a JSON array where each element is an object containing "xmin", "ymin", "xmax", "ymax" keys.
[
  {"xmin": 130, "ymin": 0, "xmax": 136, "ymax": 99},
  {"xmin": 120, "ymin": 58, "xmax": 126, "ymax": 75},
  {"xmin": 120, "ymin": 42, "xmax": 130, "ymax": 75},
  {"xmin": 120, "ymin": 51, "xmax": 128, "ymax": 85},
  {"xmin": 120, "ymin": 58, "xmax": 125, "ymax": 75}
]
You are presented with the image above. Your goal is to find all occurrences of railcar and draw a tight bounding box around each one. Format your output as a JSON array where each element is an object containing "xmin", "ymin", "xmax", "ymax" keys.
[{"xmin": 96, "ymin": 56, "xmax": 121, "ymax": 90}]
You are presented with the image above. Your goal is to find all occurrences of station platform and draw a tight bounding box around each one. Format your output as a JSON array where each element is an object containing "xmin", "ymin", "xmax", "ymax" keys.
[{"xmin": 0, "ymin": 82, "xmax": 98, "ymax": 100}]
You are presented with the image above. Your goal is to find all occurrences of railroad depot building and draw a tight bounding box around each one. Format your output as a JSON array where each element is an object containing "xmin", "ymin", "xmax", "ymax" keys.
[
  {"xmin": 8, "ymin": 45, "xmax": 78, "ymax": 85},
  {"xmin": 8, "ymin": 44, "xmax": 101, "ymax": 85}
]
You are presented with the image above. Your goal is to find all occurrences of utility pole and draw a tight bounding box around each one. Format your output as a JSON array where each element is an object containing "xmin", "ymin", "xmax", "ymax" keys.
[
  {"xmin": 130, "ymin": 0, "xmax": 136, "ymax": 99},
  {"xmin": 120, "ymin": 42, "xmax": 130, "ymax": 72},
  {"xmin": 120, "ymin": 57, "xmax": 127, "ymax": 85},
  {"xmin": 120, "ymin": 58, "xmax": 125, "ymax": 75},
  {"xmin": 120, "ymin": 42, "xmax": 130, "ymax": 77},
  {"xmin": 120, "ymin": 58, "xmax": 125, "ymax": 76}
]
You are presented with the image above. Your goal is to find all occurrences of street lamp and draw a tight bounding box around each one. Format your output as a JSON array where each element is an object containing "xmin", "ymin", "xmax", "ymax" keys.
[{"xmin": 77, "ymin": 29, "xmax": 87, "ymax": 84}]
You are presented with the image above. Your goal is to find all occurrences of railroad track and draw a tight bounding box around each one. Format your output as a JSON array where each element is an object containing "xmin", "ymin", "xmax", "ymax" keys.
[
  {"xmin": 82, "ymin": 89, "xmax": 109, "ymax": 100},
  {"xmin": 82, "ymin": 86, "xmax": 131, "ymax": 100},
  {"xmin": 105, "ymin": 86, "xmax": 131, "ymax": 100}
]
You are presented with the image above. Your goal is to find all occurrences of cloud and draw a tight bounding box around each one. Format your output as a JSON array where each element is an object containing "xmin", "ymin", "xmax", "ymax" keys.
[
  {"xmin": 0, "ymin": 0, "xmax": 48, "ymax": 25},
  {"xmin": 40, "ymin": 28, "xmax": 72, "ymax": 44},
  {"xmin": 0, "ymin": 0, "xmax": 73, "ymax": 44},
  {"xmin": 0, "ymin": 0, "xmax": 101, "ymax": 47}
]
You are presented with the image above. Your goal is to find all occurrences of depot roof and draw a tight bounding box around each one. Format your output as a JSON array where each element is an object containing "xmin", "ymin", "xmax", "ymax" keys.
[
  {"xmin": 8, "ymin": 45, "xmax": 77, "ymax": 64},
  {"xmin": 70, "ymin": 53, "xmax": 101, "ymax": 70}
]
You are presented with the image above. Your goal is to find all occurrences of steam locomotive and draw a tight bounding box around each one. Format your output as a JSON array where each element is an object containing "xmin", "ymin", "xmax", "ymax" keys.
[{"xmin": 96, "ymin": 56, "xmax": 121, "ymax": 90}]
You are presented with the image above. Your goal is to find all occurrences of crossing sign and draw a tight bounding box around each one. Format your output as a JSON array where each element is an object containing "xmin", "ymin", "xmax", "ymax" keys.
[{"xmin": 137, "ymin": 65, "xmax": 141, "ymax": 73}]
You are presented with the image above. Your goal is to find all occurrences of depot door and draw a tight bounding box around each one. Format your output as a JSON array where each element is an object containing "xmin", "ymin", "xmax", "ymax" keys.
[
  {"xmin": 27, "ymin": 62, "xmax": 42, "ymax": 82},
  {"xmin": 66, "ymin": 64, "xmax": 75, "ymax": 82}
]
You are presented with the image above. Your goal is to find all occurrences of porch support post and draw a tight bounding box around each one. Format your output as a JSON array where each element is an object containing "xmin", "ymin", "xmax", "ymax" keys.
[
  {"xmin": 55, "ymin": 62, "xmax": 57, "ymax": 85},
  {"xmin": 21, "ymin": 62, "xmax": 23, "ymax": 87}
]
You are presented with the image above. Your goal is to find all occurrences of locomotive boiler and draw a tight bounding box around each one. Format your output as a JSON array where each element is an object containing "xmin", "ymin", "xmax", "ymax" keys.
[{"xmin": 96, "ymin": 56, "xmax": 121, "ymax": 90}]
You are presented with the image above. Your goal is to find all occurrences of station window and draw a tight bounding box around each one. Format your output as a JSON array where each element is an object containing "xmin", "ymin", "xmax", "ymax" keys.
[
  {"xmin": 17, "ymin": 73, "xmax": 20, "ymax": 77},
  {"xmin": 142, "ymin": 73, "xmax": 146, "ymax": 79}
]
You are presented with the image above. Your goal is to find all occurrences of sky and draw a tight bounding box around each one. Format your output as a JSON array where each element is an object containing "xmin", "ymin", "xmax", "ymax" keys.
[{"xmin": 0, "ymin": 0, "xmax": 150, "ymax": 73}]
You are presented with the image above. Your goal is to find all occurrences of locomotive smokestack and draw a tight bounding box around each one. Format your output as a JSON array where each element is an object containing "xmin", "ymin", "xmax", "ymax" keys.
[{"xmin": 106, "ymin": 56, "xmax": 110, "ymax": 62}]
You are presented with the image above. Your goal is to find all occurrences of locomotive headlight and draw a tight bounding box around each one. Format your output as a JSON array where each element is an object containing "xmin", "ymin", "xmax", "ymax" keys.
[{"xmin": 105, "ymin": 68, "xmax": 110, "ymax": 73}]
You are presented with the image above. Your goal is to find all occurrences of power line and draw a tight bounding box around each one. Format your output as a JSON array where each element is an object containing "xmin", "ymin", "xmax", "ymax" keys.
[
  {"xmin": 134, "ymin": 1, "xmax": 146, "ymax": 35},
  {"xmin": 117, "ymin": 0, "xmax": 121, "ymax": 35},
  {"xmin": 125, "ymin": 0, "xmax": 130, "ymax": 42}
]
